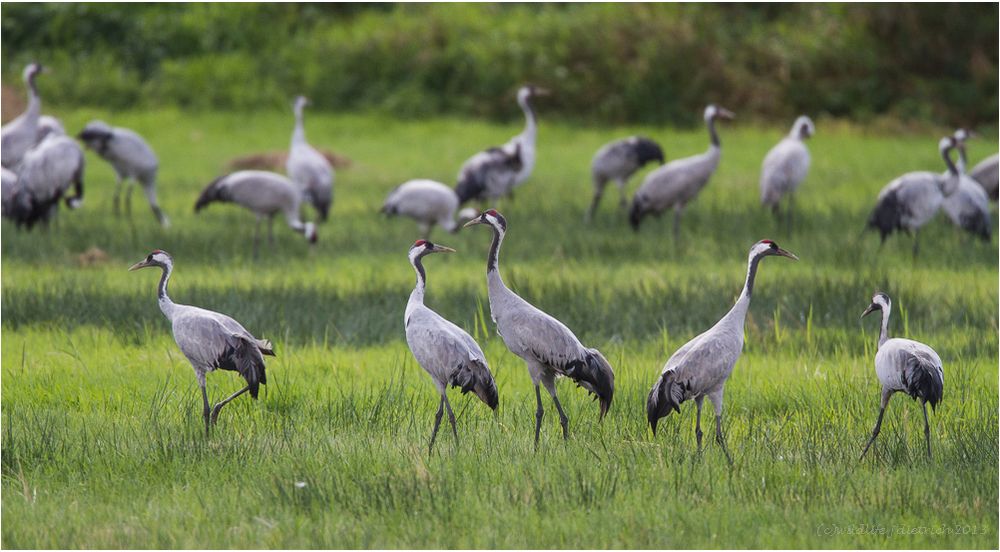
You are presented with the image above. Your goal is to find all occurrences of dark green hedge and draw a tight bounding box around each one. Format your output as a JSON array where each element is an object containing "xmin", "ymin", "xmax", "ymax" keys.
[{"xmin": 2, "ymin": 3, "xmax": 996, "ymax": 125}]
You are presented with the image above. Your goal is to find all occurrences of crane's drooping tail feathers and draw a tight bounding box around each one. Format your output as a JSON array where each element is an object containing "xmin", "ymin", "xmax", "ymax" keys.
[
  {"xmin": 633, "ymin": 137, "xmax": 664, "ymax": 166},
  {"xmin": 866, "ymin": 190, "xmax": 905, "ymax": 241},
  {"xmin": 563, "ymin": 348, "xmax": 615, "ymax": 414},
  {"xmin": 902, "ymin": 356, "xmax": 943, "ymax": 410},
  {"xmin": 646, "ymin": 371, "xmax": 684, "ymax": 434},
  {"xmin": 194, "ymin": 175, "xmax": 230, "ymax": 212},
  {"xmin": 959, "ymin": 212, "xmax": 992, "ymax": 242},
  {"xmin": 216, "ymin": 335, "xmax": 268, "ymax": 399},
  {"xmin": 449, "ymin": 359, "xmax": 499, "ymax": 410},
  {"xmin": 455, "ymin": 169, "xmax": 484, "ymax": 204}
]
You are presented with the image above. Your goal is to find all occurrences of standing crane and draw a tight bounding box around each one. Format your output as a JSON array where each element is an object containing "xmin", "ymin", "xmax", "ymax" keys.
[
  {"xmin": 759, "ymin": 116, "xmax": 815, "ymax": 225},
  {"xmin": 382, "ymin": 179, "xmax": 478, "ymax": 238},
  {"xmin": 286, "ymin": 96, "xmax": 334, "ymax": 222},
  {"xmin": 404, "ymin": 239, "xmax": 499, "ymax": 452},
  {"xmin": 941, "ymin": 129, "xmax": 992, "ymax": 241},
  {"xmin": 629, "ymin": 105, "xmax": 734, "ymax": 237},
  {"xmin": 1, "ymin": 63, "xmax": 45, "ymax": 169},
  {"xmin": 194, "ymin": 170, "xmax": 318, "ymax": 257},
  {"xmin": 859, "ymin": 292, "xmax": 943, "ymax": 459},
  {"xmin": 10, "ymin": 126, "xmax": 85, "ymax": 229},
  {"xmin": 464, "ymin": 210, "xmax": 614, "ymax": 446},
  {"xmin": 129, "ymin": 250, "xmax": 275, "ymax": 437},
  {"xmin": 866, "ymin": 137, "xmax": 959, "ymax": 256},
  {"xmin": 455, "ymin": 85, "xmax": 547, "ymax": 204},
  {"xmin": 78, "ymin": 120, "xmax": 169, "ymax": 227},
  {"xmin": 586, "ymin": 136, "xmax": 664, "ymax": 221},
  {"xmin": 647, "ymin": 239, "xmax": 798, "ymax": 463}
]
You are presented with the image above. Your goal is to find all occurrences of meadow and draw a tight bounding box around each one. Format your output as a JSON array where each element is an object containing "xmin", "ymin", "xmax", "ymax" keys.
[{"xmin": 1, "ymin": 107, "xmax": 997, "ymax": 548}]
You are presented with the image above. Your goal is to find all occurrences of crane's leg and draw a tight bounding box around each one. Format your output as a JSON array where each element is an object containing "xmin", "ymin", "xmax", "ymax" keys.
[
  {"xmin": 542, "ymin": 377, "xmax": 569, "ymax": 440},
  {"xmin": 695, "ymin": 396, "xmax": 705, "ymax": 453},
  {"xmin": 112, "ymin": 175, "xmax": 124, "ymax": 215},
  {"xmin": 419, "ymin": 222, "xmax": 431, "ymax": 240},
  {"xmin": 922, "ymin": 401, "xmax": 932, "ymax": 459},
  {"xmin": 253, "ymin": 217, "xmax": 262, "ymax": 259},
  {"xmin": 672, "ymin": 204, "xmax": 685, "ymax": 243},
  {"xmin": 428, "ymin": 397, "xmax": 445, "ymax": 453},
  {"xmin": 912, "ymin": 231, "xmax": 920, "ymax": 257},
  {"xmin": 210, "ymin": 385, "xmax": 250, "ymax": 425},
  {"xmin": 860, "ymin": 390, "xmax": 892, "ymax": 460},
  {"xmin": 585, "ymin": 188, "xmax": 603, "ymax": 222},
  {"xmin": 200, "ymin": 381, "xmax": 211, "ymax": 438},
  {"xmin": 707, "ymin": 391, "xmax": 732, "ymax": 465},
  {"xmin": 124, "ymin": 181, "xmax": 135, "ymax": 217},
  {"xmin": 616, "ymin": 178, "xmax": 629, "ymax": 210},
  {"xmin": 442, "ymin": 393, "xmax": 459, "ymax": 443},
  {"xmin": 267, "ymin": 215, "xmax": 275, "ymax": 245},
  {"xmin": 533, "ymin": 384, "xmax": 544, "ymax": 448},
  {"xmin": 140, "ymin": 181, "xmax": 169, "ymax": 227}
]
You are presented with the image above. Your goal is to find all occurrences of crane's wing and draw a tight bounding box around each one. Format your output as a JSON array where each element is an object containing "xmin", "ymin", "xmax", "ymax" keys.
[
  {"xmin": 760, "ymin": 139, "xmax": 809, "ymax": 202},
  {"xmin": 172, "ymin": 308, "xmax": 271, "ymax": 397}
]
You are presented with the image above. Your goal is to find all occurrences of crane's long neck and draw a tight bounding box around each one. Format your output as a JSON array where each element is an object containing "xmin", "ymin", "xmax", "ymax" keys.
[
  {"xmin": 292, "ymin": 107, "xmax": 306, "ymax": 146},
  {"xmin": 956, "ymin": 147, "xmax": 968, "ymax": 174},
  {"xmin": 519, "ymin": 95, "xmax": 537, "ymax": 143},
  {"xmin": 941, "ymin": 146, "xmax": 960, "ymax": 196},
  {"xmin": 25, "ymin": 73, "xmax": 40, "ymax": 119},
  {"xmin": 485, "ymin": 226, "xmax": 510, "ymax": 298},
  {"xmin": 722, "ymin": 253, "xmax": 762, "ymax": 328},
  {"xmin": 876, "ymin": 307, "xmax": 890, "ymax": 349},
  {"xmin": 707, "ymin": 116, "xmax": 721, "ymax": 148},
  {"xmin": 408, "ymin": 256, "xmax": 427, "ymax": 309},
  {"xmin": 157, "ymin": 264, "xmax": 177, "ymax": 321}
]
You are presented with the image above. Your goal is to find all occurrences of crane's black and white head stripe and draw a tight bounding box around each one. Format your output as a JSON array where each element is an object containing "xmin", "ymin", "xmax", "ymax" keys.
[
  {"xmin": 793, "ymin": 116, "xmax": 815, "ymax": 140},
  {"xmin": 749, "ymin": 239, "xmax": 798, "ymax": 261},
  {"xmin": 408, "ymin": 239, "xmax": 455, "ymax": 260},
  {"xmin": 861, "ymin": 291, "xmax": 891, "ymax": 319},
  {"xmin": 128, "ymin": 249, "xmax": 173, "ymax": 272},
  {"xmin": 23, "ymin": 62, "xmax": 43, "ymax": 82},
  {"xmin": 463, "ymin": 209, "xmax": 507, "ymax": 233},
  {"xmin": 518, "ymin": 85, "xmax": 550, "ymax": 103},
  {"xmin": 704, "ymin": 104, "xmax": 735, "ymax": 123}
]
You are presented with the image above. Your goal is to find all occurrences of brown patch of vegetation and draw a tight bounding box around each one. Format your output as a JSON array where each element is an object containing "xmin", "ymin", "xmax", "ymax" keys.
[
  {"xmin": 76, "ymin": 246, "xmax": 111, "ymax": 267},
  {"xmin": 2, "ymin": 84, "xmax": 27, "ymax": 124},
  {"xmin": 227, "ymin": 149, "xmax": 351, "ymax": 172}
]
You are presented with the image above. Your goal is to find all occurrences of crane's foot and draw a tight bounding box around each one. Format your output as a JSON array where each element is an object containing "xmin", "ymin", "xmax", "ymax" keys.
[{"xmin": 210, "ymin": 403, "xmax": 224, "ymax": 425}]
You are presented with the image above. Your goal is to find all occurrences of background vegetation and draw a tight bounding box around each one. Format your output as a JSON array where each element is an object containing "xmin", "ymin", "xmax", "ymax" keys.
[{"xmin": 2, "ymin": 3, "xmax": 998, "ymax": 125}]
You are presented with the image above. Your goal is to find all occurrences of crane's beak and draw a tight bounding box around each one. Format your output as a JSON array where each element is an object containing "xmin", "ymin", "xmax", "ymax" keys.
[
  {"xmin": 860, "ymin": 303, "xmax": 879, "ymax": 319},
  {"xmin": 128, "ymin": 260, "xmax": 151, "ymax": 271},
  {"xmin": 776, "ymin": 248, "xmax": 798, "ymax": 260},
  {"xmin": 718, "ymin": 108, "xmax": 735, "ymax": 120},
  {"xmin": 463, "ymin": 218, "xmax": 484, "ymax": 229},
  {"xmin": 432, "ymin": 245, "xmax": 455, "ymax": 253},
  {"xmin": 534, "ymin": 87, "xmax": 551, "ymax": 96}
]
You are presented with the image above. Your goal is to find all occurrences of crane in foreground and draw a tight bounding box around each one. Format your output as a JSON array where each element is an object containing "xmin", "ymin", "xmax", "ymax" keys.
[
  {"xmin": 382, "ymin": 179, "xmax": 478, "ymax": 238},
  {"xmin": 464, "ymin": 210, "xmax": 614, "ymax": 447},
  {"xmin": 586, "ymin": 136, "xmax": 664, "ymax": 221},
  {"xmin": 859, "ymin": 292, "xmax": 943, "ymax": 460},
  {"xmin": 129, "ymin": 250, "xmax": 275, "ymax": 436},
  {"xmin": 194, "ymin": 170, "xmax": 318, "ymax": 257},
  {"xmin": 629, "ymin": 105, "xmax": 734, "ymax": 237},
  {"xmin": 646, "ymin": 239, "xmax": 798, "ymax": 463},
  {"xmin": 78, "ymin": 120, "xmax": 169, "ymax": 227},
  {"xmin": 286, "ymin": 96, "xmax": 334, "ymax": 222},
  {"xmin": 404, "ymin": 239, "xmax": 499, "ymax": 452},
  {"xmin": 1, "ymin": 63, "xmax": 44, "ymax": 169},
  {"xmin": 759, "ymin": 116, "xmax": 815, "ymax": 225}
]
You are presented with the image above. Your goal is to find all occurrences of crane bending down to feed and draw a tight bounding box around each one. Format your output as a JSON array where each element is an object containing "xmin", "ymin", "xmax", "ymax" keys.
[
  {"xmin": 454, "ymin": 85, "xmax": 546, "ymax": 204},
  {"xmin": 866, "ymin": 137, "xmax": 959, "ymax": 256},
  {"xmin": 941, "ymin": 129, "xmax": 992, "ymax": 241},
  {"xmin": 859, "ymin": 292, "xmax": 943, "ymax": 460},
  {"xmin": 195, "ymin": 170, "xmax": 318, "ymax": 257},
  {"xmin": 1, "ymin": 63, "xmax": 45, "ymax": 169},
  {"xmin": 760, "ymin": 116, "xmax": 815, "ymax": 224},
  {"xmin": 629, "ymin": 105, "xmax": 734, "ymax": 237},
  {"xmin": 286, "ymin": 96, "xmax": 334, "ymax": 222},
  {"xmin": 129, "ymin": 250, "xmax": 274, "ymax": 436},
  {"xmin": 381, "ymin": 179, "xmax": 479, "ymax": 238},
  {"xmin": 587, "ymin": 136, "xmax": 664, "ymax": 221},
  {"xmin": 405, "ymin": 239, "xmax": 499, "ymax": 452},
  {"xmin": 647, "ymin": 239, "xmax": 798, "ymax": 463},
  {"xmin": 78, "ymin": 120, "xmax": 169, "ymax": 227},
  {"xmin": 464, "ymin": 210, "xmax": 614, "ymax": 446},
  {"xmin": 8, "ymin": 126, "xmax": 85, "ymax": 229}
]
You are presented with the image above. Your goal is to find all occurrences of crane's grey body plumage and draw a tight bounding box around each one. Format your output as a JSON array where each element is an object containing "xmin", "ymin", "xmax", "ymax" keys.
[
  {"xmin": 383, "ymin": 179, "xmax": 462, "ymax": 237},
  {"xmin": 130, "ymin": 250, "xmax": 274, "ymax": 436},
  {"xmin": 8, "ymin": 129, "xmax": 85, "ymax": 228},
  {"xmin": 859, "ymin": 292, "xmax": 943, "ymax": 459},
  {"xmin": 968, "ymin": 153, "xmax": 997, "ymax": 201},
  {"xmin": 629, "ymin": 105, "xmax": 733, "ymax": 235},
  {"xmin": 647, "ymin": 240, "xmax": 798, "ymax": 463},
  {"xmin": 760, "ymin": 116, "xmax": 814, "ymax": 220},
  {"xmin": 78, "ymin": 120, "xmax": 168, "ymax": 226},
  {"xmin": 942, "ymin": 132, "xmax": 992, "ymax": 241},
  {"xmin": 195, "ymin": 170, "xmax": 317, "ymax": 255},
  {"xmin": 465, "ymin": 210, "xmax": 614, "ymax": 446},
  {"xmin": 587, "ymin": 136, "xmax": 664, "ymax": 219},
  {"xmin": 286, "ymin": 96, "xmax": 334, "ymax": 222},
  {"xmin": 1, "ymin": 63, "xmax": 43, "ymax": 170},
  {"xmin": 404, "ymin": 240, "xmax": 498, "ymax": 451}
]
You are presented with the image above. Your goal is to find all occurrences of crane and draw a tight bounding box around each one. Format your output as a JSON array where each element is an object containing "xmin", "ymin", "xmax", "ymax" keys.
[
  {"xmin": 382, "ymin": 179, "xmax": 478, "ymax": 238},
  {"xmin": 9, "ymin": 127, "xmax": 85, "ymax": 229},
  {"xmin": 586, "ymin": 136, "xmax": 664, "ymax": 221},
  {"xmin": 404, "ymin": 239, "xmax": 499, "ymax": 452},
  {"xmin": 464, "ymin": 209, "xmax": 614, "ymax": 446},
  {"xmin": 647, "ymin": 239, "xmax": 798, "ymax": 463},
  {"xmin": 286, "ymin": 96, "xmax": 334, "ymax": 222},
  {"xmin": 1, "ymin": 63, "xmax": 45, "ymax": 169},
  {"xmin": 194, "ymin": 170, "xmax": 318, "ymax": 257},
  {"xmin": 629, "ymin": 105, "xmax": 734, "ymax": 237},
  {"xmin": 760, "ymin": 116, "xmax": 815, "ymax": 225},
  {"xmin": 969, "ymin": 153, "xmax": 998, "ymax": 201},
  {"xmin": 129, "ymin": 250, "xmax": 275, "ymax": 437},
  {"xmin": 942, "ymin": 129, "xmax": 992, "ymax": 241},
  {"xmin": 859, "ymin": 292, "xmax": 944, "ymax": 459},
  {"xmin": 78, "ymin": 120, "xmax": 169, "ymax": 227}
]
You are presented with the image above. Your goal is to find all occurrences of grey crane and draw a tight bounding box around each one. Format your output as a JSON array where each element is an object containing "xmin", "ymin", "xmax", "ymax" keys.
[
  {"xmin": 941, "ymin": 130, "xmax": 991, "ymax": 241},
  {"xmin": 382, "ymin": 179, "xmax": 478, "ymax": 238},
  {"xmin": 78, "ymin": 120, "xmax": 169, "ymax": 227},
  {"xmin": 586, "ymin": 136, "xmax": 664, "ymax": 221},
  {"xmin": 286, "ymin": 96, "xmax": 334, "ymax": 222},
  {"xmin": 194, "ymin": 170, "xmax": 318, "ymax": 256},
  {"xmin": 647, "ymin": 239, "xmax": 798, "ymax": 463},
  {"xmin": 464, "ymin": 210, "xmax": 614, "ymax": 446},
  {"xmin": 1, "ymin": 167, "xmax": 28, "ymax": 222},
  {"xmin": 36, "ymin": 115, "xmax": 65, "ymax": 143},
  {"xmin": 1, "ymin": 63, "xmax": 45, "ymax": 169},
  {"xmin": 968, "ymin": 153, "xmax": 998, "ymax": 201},
  {"xmin": 859, "ymin": 292, "xmax": 943, "ymax": 460},
  {"xmin": 866, "ymin": 137, "xmax": 959, "ymax": 256},
  {"xmin": 629, "ymin": 105, "xmax": 734, "ymax": 236},
  {"xmin": 8, "ymin": 128, "xmax": 85, "ymax": 229},
  {"xmin": 129, "ymin": 250, "xmax": 274, "ymax": 437},
  {"xmin": 454, "ymin": 85, "xmax": 547, "ymax": 204},
  {"xmin": 404, "ymin": 239, "xmax": 499, "ymax": 452},
  {"xmin": 759, "ymin": 116, "xmax": 815, "ymax": 224}
]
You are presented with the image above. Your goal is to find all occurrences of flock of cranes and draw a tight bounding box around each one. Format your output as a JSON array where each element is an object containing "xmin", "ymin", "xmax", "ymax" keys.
[{"xmin": 2, "ymin": 61, "xmax": 990, "ymax": 459}]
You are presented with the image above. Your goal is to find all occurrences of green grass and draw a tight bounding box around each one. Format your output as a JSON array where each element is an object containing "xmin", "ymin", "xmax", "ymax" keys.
[{"xmin": 2, "ymin": 108, "xmax": 997, "ymax": 548}]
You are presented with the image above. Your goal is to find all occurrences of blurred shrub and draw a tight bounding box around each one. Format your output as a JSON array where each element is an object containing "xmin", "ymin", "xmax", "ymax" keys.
[{"xmin": 2, "ymin": 3, "xmax": 996, "ymax": 126}]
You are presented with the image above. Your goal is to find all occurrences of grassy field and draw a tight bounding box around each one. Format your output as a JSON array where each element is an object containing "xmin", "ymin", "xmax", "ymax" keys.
[{"xmin": 1, "ymin": 107, "xmax": 997, "ymax": 548}]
